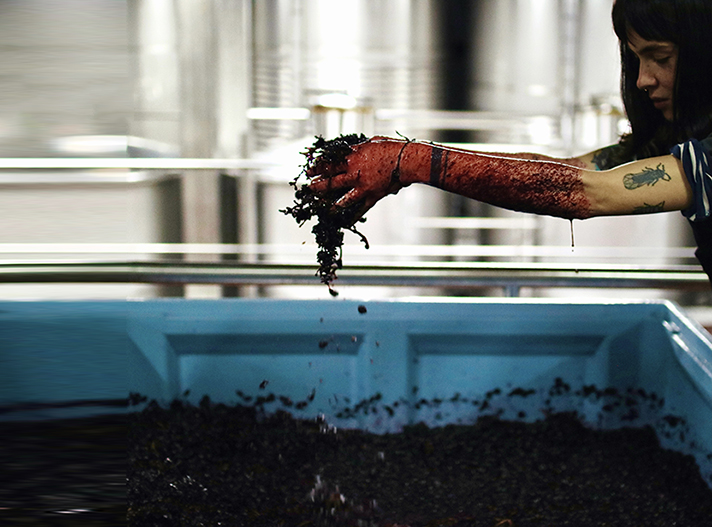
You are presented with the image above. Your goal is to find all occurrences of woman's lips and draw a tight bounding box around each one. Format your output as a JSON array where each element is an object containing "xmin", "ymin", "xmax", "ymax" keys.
[{"xmin": 651, "ymin": 97, "xmax": 669, "ymax": 109}]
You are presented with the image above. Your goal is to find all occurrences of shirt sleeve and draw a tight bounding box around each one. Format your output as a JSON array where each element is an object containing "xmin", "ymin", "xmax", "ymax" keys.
[{"xmin": 670, "ymin": 137, "xmax": 712, "ymax": 222}]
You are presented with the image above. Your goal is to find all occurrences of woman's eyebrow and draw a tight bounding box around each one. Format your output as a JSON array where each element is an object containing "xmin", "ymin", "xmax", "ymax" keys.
[{"xmin": 629, "ymin": 42, "xmax": 675, "ymax": 56}]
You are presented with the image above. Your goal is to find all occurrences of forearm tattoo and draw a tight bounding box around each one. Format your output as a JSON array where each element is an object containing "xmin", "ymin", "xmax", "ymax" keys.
[
  {"xmin": 632, "ymin": 202, "xmax": 665, "ymax": 214},
  {"xmin": 429, "ymin": 145, "xmax": 450, "ymax": 187},
  {"xmin": 591, "ymin": 145, "xmax": 617, "ymax": 171},
  {"xmin": 623, "ymin": 163, "xmax": 671, "ymax": 189}
]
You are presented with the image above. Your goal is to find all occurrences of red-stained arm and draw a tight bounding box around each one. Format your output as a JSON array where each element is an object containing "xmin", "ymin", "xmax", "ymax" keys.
[
  {"xmin": 397, "ymin": 142, "xmax": 592, "ymax": 220},
  {"xmin": 465, "ymin": 151, "xmax": 589, "ymax": 169}
]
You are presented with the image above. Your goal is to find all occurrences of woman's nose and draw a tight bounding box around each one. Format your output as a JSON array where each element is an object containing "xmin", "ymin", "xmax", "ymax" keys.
[{"xmin": 636, "ymin": 63, "xmax": 656, "ymax": 91}]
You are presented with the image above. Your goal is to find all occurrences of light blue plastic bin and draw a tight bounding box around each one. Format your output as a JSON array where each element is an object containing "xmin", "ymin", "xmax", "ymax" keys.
[{"xmin": 1, "ymin": 298, "xmax": 711, "ymax": 488}]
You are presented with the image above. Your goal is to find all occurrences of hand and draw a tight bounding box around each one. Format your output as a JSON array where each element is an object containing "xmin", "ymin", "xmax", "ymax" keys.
[{"xmin": 307, "ymin": 137, "xmax": 409, "ymax": 220}]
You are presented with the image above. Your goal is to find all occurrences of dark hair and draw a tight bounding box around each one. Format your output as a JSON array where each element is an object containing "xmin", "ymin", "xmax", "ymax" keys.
[{"xmin": 612, "ymin": 0, "xmax": 712, "ymax": 161}]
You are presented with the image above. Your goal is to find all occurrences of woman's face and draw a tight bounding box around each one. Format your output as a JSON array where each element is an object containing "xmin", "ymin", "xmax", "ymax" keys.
[{"xmin": 627, "ymin": 30, "xmax": 678, "ymax": 121}]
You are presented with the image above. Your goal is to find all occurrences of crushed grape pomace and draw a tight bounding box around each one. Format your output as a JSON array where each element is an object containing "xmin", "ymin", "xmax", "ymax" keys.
[
  {"xmin": 125, "ymin": 387, "xmax": 712, "ymax": 527},
  {"xmin": 281, "ymin": 134, "xmax": 371, "ymax": 296}
]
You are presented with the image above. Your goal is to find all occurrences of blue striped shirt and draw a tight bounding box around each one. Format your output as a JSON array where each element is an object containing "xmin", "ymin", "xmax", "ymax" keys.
[{"xmin": 670, "ymin": 135, "xmax": 712, "ymax": 222}]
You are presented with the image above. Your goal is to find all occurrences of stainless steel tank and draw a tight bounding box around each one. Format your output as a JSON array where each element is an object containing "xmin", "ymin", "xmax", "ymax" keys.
[{"xmin": 252, "ymin": 0, "xmax": 440, "ymax": 149}]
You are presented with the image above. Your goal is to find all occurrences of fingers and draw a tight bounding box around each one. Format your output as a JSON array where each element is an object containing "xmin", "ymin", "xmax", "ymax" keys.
[
  {"xmin": 336, "ymin": 191, "xmax": 372, "ymax": 225},
  {"xmin": 305, "ymin": 158, "xmax": 348, "ymax": 179},
  {"xmin": 371, "ymin": 135, "xmax": 407, "ymax": 143},
  {"xmin": 305, "ymin": 137, "xmax": 401, "ymax": 177},
  {"xmin": 309, "ymin": 170, "xmax": 360, "ymax": 193},
  {"xmin": 334, "ymin": 187, "xmax": 365, "ymax": 209}
]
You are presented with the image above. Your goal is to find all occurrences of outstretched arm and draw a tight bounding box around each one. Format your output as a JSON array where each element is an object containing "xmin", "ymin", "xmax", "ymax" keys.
[{"xmin": 308, "ymin": 137, "xmax": 692, "ymax": 222}]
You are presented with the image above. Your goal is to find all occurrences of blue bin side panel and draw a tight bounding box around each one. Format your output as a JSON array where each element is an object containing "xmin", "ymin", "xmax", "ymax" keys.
[
  {"xmin": 1, "ymin": 298, "xmax": 710, "ymax": 487},
  {"xmin": 0, "ymin": 304, "xmax": 128, "ymax": 420}
]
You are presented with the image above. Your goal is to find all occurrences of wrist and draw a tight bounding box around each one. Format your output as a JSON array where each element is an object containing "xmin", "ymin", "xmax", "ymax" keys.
[{"xmin": 395, "ymin": 141, "xmax": 432, "ymax": 186}]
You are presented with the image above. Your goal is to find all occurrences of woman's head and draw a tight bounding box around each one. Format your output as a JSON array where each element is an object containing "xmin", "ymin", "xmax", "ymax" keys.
[
  {"xmin": 625, "ymin": 29, "xmax": 677, "ymax": 122},
  {"xmin": 612, "ymin": 0, "xmax": 712, "ymax": 156}
]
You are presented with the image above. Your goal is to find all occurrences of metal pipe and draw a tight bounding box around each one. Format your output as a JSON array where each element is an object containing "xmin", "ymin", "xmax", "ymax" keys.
[{"xmin": 0, "ymin": 261, "xmax": 707, "ymax": 293}]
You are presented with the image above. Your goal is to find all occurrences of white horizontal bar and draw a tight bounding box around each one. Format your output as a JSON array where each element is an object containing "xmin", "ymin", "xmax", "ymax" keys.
[
  {"xmin": 411, "ymin": 217, "xmax": 538, "ymax": 230},
  {"xmin": 245, "ymin": 107, "xmax": 552, "ymax": 131},
  {"xmin": 0, "ymin": 158, "xmax": 280, "ymax": 170},
  {"xmin": 246, "ymin": 107, "xmax": 311, "ymax": 120},
  {"xmin": 0, "ymin": 243, "xmax": 697, "ymax": 260}
]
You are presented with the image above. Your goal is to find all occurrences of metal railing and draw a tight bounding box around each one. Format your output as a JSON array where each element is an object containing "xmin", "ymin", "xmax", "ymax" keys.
[{"xmin": 0, "ymin": 260, "xmax": 707, "ymax": 297}]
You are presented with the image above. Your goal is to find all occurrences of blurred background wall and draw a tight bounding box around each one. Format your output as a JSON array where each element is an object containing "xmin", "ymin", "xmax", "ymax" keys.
[{"xmin": 0, "ymin": 0, "xmax": 129, "ymax": 158}]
